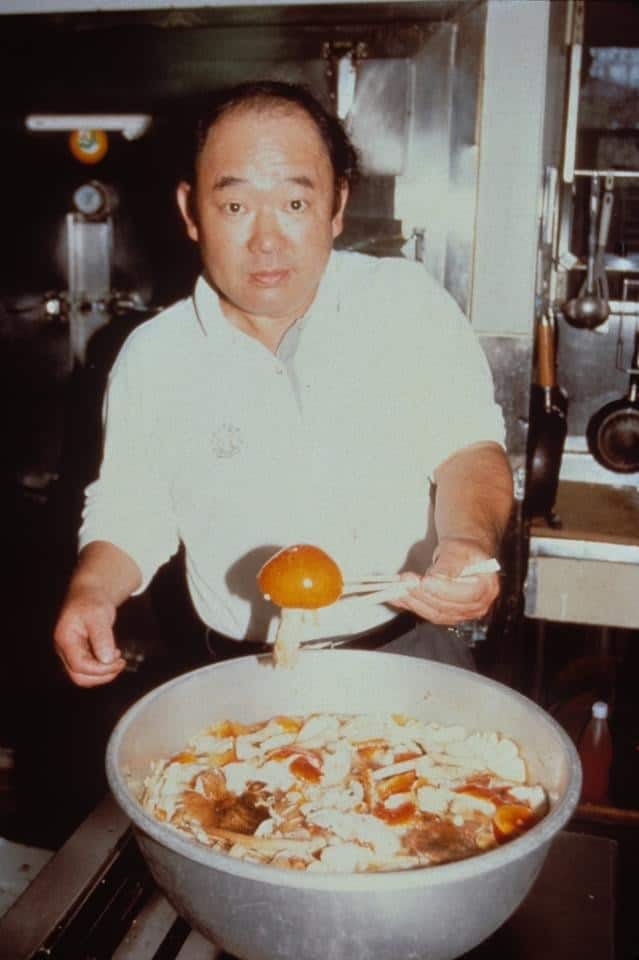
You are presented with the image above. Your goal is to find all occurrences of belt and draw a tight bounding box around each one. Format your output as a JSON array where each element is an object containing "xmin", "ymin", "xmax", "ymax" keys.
[{"xmin": 204, "ymin": 613, "xmax": 417, "ymax": 661}]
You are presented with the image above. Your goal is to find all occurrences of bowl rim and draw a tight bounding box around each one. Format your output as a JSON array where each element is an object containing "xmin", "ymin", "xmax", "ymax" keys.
[{"xmin": 106, "ymin": 651, "xmax": 582, "ymax": 892}]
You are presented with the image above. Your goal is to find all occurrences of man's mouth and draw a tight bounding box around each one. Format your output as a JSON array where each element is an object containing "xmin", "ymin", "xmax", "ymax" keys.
[{"xmin": 250, "ymin": 269, "xmax": 290, "ymax": 287}]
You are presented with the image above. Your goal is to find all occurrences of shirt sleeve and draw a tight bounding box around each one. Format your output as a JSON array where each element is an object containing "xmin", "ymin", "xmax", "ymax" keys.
[
  {"xmin": 404, "ymin": 263, "xmax": 506, "ymax": 474},
  {"xmin": 78, "ymin": 331, "xmax": 180, "ymax": 592}
]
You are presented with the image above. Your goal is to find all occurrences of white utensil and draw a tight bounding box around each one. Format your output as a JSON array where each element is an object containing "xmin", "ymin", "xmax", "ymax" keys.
[{"xmin": 346, "ymin": 558, "xmax": 501, "ymax": 607}]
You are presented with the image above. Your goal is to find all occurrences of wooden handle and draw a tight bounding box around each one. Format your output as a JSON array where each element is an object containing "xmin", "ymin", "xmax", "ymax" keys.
[{"xmin": 537, "ymin": 319, "xmax": 556, "ymax": 389}]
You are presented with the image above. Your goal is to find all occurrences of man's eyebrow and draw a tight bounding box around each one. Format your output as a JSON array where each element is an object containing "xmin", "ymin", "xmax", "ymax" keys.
[
  {"xmin": 212, "ymin": 174, "xmax": 316, "ymax": 190},
  {"xmin": 288, "ymin": 175, "xmax": 315, "ymax": 189},
  {"xmin": 213, "ymin": 175, "xmax": 247, "ymax": 190}
]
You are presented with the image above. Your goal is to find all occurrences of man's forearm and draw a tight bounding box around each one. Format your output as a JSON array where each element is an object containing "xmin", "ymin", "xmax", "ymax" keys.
[
  {"xmin": 432, "ymin": 442, "xmax": 514, "ymax": 556},
  {"xmin": 67, "ymin": 540, "xmax": 143, "ymax": 607}
]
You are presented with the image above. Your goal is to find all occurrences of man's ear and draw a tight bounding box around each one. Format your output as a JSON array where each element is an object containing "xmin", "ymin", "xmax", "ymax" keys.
[
  {"xmin": 176, "ymin": 181, "xmax": 199, "ymax": 243},
  {"xmin": 331, "ymin": 181, "xmax": 349, "ymax": 240}
]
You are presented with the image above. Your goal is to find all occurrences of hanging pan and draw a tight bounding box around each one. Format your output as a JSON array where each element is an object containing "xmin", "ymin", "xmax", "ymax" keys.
[
  {"xmin": 586, "ymin": 328, "xmax": 639, "ymax": 473},
  {"xmin": 525, "ymin": 312, "xmax": 568, "ymax": 527}
]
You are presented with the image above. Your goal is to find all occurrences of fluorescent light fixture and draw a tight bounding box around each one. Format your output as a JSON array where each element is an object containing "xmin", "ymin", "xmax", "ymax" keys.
[{"xmin": 25, "ymin": 113, "xmax": 152, "ymax": 140}]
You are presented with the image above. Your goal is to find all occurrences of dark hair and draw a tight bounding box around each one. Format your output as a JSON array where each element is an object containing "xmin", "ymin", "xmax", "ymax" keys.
[{"xmin": 190, "ymin": 80, "xmax": 359, "ymax": 198}]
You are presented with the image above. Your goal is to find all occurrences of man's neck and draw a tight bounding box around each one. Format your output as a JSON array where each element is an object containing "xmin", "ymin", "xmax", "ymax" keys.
[{"xmin": 220, "ymin": 303, "xmax": 296, "ymax": 354}]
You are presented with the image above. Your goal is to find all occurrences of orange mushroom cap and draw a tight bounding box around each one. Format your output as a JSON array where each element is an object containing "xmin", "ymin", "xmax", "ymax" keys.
[{"xmin": 257, "ymin": 544, "xmax": 343, "ymax": 609}]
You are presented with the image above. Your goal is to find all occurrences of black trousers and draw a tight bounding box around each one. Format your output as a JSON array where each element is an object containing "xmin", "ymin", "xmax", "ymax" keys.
[{"xmin": 203, "ymin": 614, "xmax": 476, "ymax": 671}]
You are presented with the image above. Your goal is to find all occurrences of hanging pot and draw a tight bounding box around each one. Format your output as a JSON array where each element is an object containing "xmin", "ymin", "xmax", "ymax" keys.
[{"xmin": 586, "ymin": 329, "xmax": 639, "ymax": 473}]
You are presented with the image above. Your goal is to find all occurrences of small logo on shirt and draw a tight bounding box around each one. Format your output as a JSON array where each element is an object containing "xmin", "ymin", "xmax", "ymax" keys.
[{"xmin": 210, "ymin": 422, "xmax": 243, "ymax": 458}]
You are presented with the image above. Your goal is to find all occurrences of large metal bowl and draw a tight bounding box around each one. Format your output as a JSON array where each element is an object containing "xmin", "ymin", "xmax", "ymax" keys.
[{"xmin": 106, "ymin": 651, "xmax": 581, "ymax": 960}]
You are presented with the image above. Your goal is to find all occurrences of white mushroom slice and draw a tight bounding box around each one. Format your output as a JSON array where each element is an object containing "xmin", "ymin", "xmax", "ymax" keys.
[
  {"xmin": 206, "ymin": 826, "xmax": 326, "ymax": 855},
  {"xmin": 383, "ymin": 792, "xmax": 414, "ymax": 810},
  {"xmin": 450, "ymin": 794, "xmax": 496, "ymax": 818},
  {"xmin": 188, "ymin": 735, "xmax": 234, "ymax": 756},
  {"xmin": 444, "ymin": 733, "xmax": 526, "ymax": 783},
  {"xmin": 306, "ymin": 810, "xmax": 401, "ymax": 859},
  {"xmin": 320, "ymin": 742, "xmax": 352, "ymax": 787},
  {"xmin": 416, "ymin": 785, "xmax": 455, "ymax": 816},
  {"xmin": 259, "ymin": 732, "xmax": 297, "ymax": 754},
  {"xmin": 414, "ymin": 756, "xmax": 466, "ymax": 785},
  {"xmin": 301, "ymin": 780, "xmax": 364, "ymax": 815},
  {"xmin": 373, "ymin": 855, "xmax": 422, "ymax": 872},
  {"xmin": 142, "ymin": 760, "xmax": 207, "ymax": 820},
  {"xmin": 316, "ymin": 842, "xmax": 376, "ymax": 873},
  {"xmin": 508, "ymin": 785, "xmax": 548, "ymax": 814},
  {"xmin": 296, "ymin": 714, "xmax": 341, "ymax": 746},
  {"xmin": 236, "ymin": 718, "xmax": 297, "ymax": 751},
  {"xmin": 411, "ymin": 723, "xmax": 468, "ymax": 748},
  {"xmin": 488, "ymin": 754, "xmax": 526, "ymax": 783},
  {"xmin": 234, "ymin": 737, "xmax": 260, "ymax": 761},
  {"xmin": 339, "ymin": 715, "xmax": 408, "ymax": 744},
  {"xmin": 222, "ymin": 760, "xmax": 296, "ymax": 795},
  {"xmin": 228, "ymin": 845, "xmax": 268, "ymax": 863},
  {"xmin": 371, "ymin": 758, "xmax": 419, "ymax": 781}
]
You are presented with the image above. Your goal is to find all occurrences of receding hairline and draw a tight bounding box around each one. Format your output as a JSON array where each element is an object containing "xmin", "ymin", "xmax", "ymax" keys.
[{"xmin": 196, "ymin": 97, "xmax": 329, "ymax": 156}]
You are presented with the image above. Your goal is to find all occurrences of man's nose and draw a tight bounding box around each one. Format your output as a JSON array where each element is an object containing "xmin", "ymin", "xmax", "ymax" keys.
[{"xmin": 248, "ymin": 208, "xmax": 283, "ymax": 254}]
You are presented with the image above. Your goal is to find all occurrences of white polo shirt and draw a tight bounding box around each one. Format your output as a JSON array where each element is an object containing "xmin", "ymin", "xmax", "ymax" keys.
[{"xmin": 80, "ymin": 251, "xmax": 505, "ymax": 642}]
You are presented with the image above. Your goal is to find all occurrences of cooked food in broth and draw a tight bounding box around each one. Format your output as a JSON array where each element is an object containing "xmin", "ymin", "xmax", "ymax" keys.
[{"xmin": 142, "ymin": 712, "xmax": 548, "ymax": 873}]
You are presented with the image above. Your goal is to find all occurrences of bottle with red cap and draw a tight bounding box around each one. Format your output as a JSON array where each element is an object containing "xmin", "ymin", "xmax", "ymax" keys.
[{"xmin": 578, "ymin": 700, "xmax": 613, "ymax": 805}]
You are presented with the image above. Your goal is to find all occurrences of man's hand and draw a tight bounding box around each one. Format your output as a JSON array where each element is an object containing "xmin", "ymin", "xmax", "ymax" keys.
[
  {"xmin": 390, "ymin": 441, "xmax": 512, "ymax": 625},
  {"xmin": 391, "ymin": 537, "xmax": 500, "ymax": 625},
  {"xmin": 53, "ymin": 540, "xmax": 142, "ymax": 687},
  {"xmin": 54, "ymin": 587, "xmax": 126, "ymax": 687}
]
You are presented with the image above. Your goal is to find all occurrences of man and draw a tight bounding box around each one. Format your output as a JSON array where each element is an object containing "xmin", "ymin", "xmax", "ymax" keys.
[{"xmin": 54, "ymin": 80, "xmax": 513, "ymax": 688}]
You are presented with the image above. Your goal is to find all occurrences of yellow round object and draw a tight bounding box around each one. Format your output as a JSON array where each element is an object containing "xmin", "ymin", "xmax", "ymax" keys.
[
  {"xmin": 69, "ymin": 129, "xmax": 108, "ymax": 164},
  {"xmin": 257, "ymin": 543, "xmax": 343, "ymax": 609}
]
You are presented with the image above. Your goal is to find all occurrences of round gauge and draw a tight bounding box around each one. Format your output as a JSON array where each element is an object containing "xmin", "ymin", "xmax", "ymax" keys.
[{"xmin": 72, "ymin": 181, "xmax": 107, "ymax": 217}]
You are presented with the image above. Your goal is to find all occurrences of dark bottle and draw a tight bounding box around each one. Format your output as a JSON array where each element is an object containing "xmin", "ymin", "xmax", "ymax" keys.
[{"xmin": 578, "ymin": 701, "xmax": 613, "ymax": 805}]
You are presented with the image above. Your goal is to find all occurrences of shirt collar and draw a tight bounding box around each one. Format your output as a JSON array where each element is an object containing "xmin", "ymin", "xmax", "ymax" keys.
[{"xmin": 192, "ymin": 275, "xmax": 241, "ymax": 346}]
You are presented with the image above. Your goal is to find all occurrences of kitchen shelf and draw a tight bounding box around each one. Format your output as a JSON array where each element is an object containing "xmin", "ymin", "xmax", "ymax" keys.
[{"xmin": 525, "ymin": 482, "xmax": 639, "ymax": 628}]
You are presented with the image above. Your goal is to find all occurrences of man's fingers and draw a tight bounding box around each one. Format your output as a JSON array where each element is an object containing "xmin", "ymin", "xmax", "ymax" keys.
[
  {"xmin": 66, "ymin": 664, "xmax": 126, "ymax": 688},
  {"xmin": 420, "ymin": 573, "xmax": 496, "ymax": 601},
  {"xmin": 56, "ymin": 641, "xmax": 126, "ymax": 677},
  {"xmin": 89, "ymin": 623, "xmax": 121, "ymax": 665},
  {"xmin": 391, "ymin": 573, "xmax": 498, "ymax": 623},
  {"xmin": 54, "ymin": 609, "xmax": 123, "ymax": 679}
]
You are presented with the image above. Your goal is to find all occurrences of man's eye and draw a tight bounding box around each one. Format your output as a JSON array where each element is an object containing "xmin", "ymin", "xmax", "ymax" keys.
[
  {"xmin": 288, "ymin": 198, "xmax": 308, "ymax": 213},
  {"xmin": 223, "ymin": 202, "xmax": 244, "ymax": 214}
]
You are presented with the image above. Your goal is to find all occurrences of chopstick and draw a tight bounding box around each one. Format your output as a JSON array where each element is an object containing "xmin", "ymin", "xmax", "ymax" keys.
[
  {"xmin": 341, "ymin": 575, "xmax": 404, "ymax": 595},
  {"xmin": 344, "ymin": 559, "xmax": 501, "ymax": 608}
]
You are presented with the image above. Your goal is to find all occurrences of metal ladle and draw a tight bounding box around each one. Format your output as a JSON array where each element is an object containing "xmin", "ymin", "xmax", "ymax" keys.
[{"xmin": 563, "ymin": 176, "xmax": 613, "ymax": 330}]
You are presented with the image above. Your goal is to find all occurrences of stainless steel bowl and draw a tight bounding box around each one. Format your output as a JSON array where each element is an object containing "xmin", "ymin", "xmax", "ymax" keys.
[{"xmin": 106, "ymin": 651, "xmax": 581, "ymax": 960}]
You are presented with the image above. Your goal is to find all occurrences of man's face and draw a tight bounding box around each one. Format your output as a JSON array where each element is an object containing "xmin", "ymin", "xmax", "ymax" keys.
[{"xmin": 177, "ymin": 104, "xmax": 348, "ymax": 329}]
